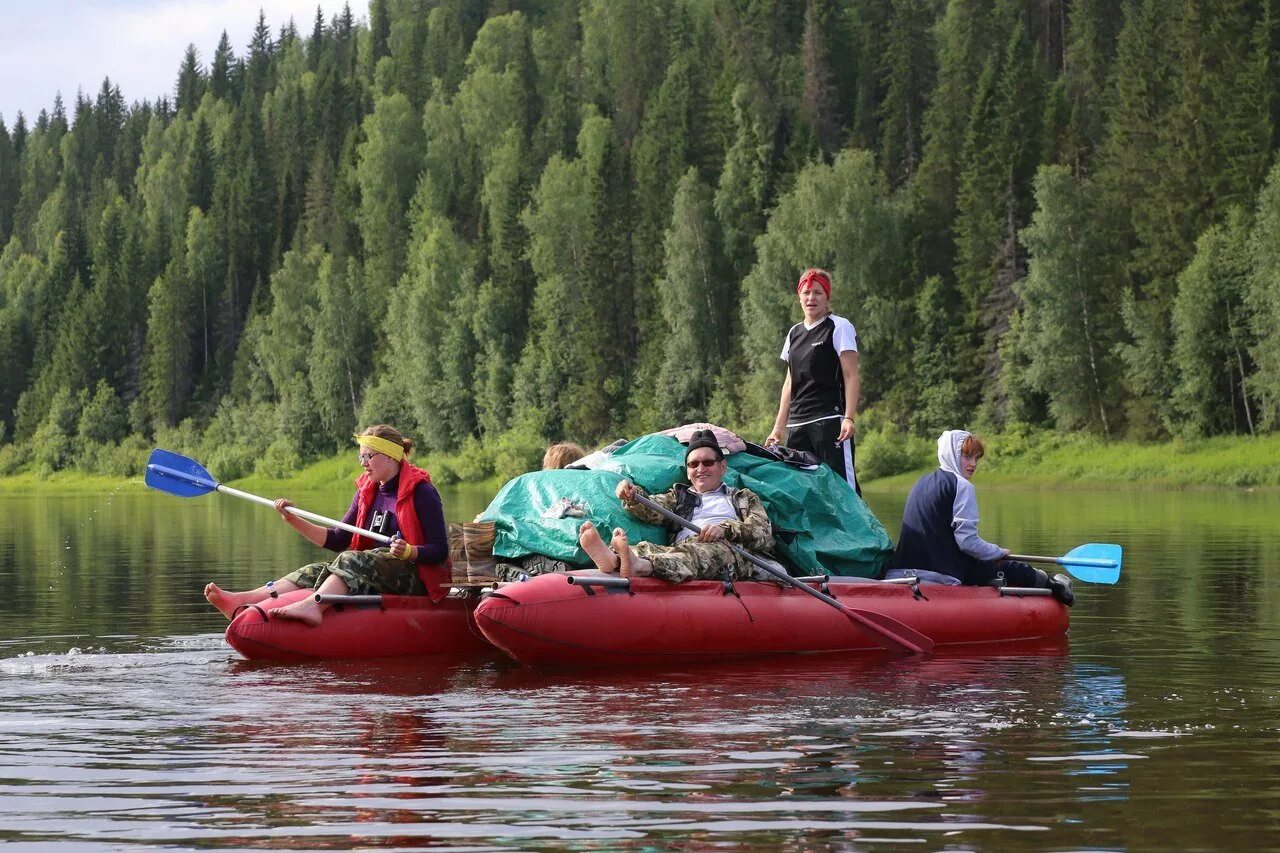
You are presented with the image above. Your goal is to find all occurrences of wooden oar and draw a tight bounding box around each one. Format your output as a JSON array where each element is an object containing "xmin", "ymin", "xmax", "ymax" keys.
[
  {"xmin": 144, "ymin": 448, "xmax": 392, "ymax": 545},
  {"xmin": 1007, "ymin": 543, "xmax": 1122, "ymax": 585},
  {"xmin": 631, "ymin": 492, "xmax": 933, "ymax": 655}
]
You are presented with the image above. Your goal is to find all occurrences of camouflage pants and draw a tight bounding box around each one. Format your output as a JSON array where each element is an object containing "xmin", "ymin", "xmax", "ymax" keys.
[
  {"xmin": 633, "ymin": 540, "xmax": 760, "ymax": 584},
  {"xmin": 495, "ymin": 553, "xmax": 576, "ymax": 582},
  {"xmin": 283, "ymin": 548, "xmax": 427, "ymax": 596}
]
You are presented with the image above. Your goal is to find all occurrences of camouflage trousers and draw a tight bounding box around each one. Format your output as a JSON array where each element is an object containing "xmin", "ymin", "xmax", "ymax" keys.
[
  {"xmin": 283, "ymin": 548, "xmax": 427, "ymax": 596},
  {"xmin": 495, "ymin": 553, "xmax": 576, "ymax": 582},
  {"xmin": 633, "ymin": 540, "xmax": 763, "ymax": 584}
]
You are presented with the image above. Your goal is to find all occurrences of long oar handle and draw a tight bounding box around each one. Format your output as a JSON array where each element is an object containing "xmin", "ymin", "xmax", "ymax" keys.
[
  {"xmin": 1008, "ymin": 552, "xmax": 1117, "ymax": 569},
  {"xmin": 630, "ymin": 491, "xmax": 932, "ymax": 654},
  {"xmin": 216, "ymin": 484, "xmax": 394, "ymax": 545}
]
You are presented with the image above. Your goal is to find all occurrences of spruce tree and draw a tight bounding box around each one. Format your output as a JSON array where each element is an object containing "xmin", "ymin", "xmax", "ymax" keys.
[
  {"xmin": 354, "ymin": 92, "xmax": 424, "ymax": 301},
  {"xmin": 0, "ymin": 119, "xmax": 17, "ymax": 242},
  {"xmin": 654, "ymin": 169, "xmax": 729, "ymax": 424},
  {"xmin": 175, "ymin": 45, "xmax": 206, "ymax": 116},
  {"xmin": 1015, "ymin": 165, "xmax": 1122, "ymax": 435},
  {"xmin": 210, "ymin": 31, "xmax": 236, "ymax": 100},
  {"xmin": 877, "ymin": 0, "xmax": 936, "ymax": 188},
  {"xmin": 1171, "ymin": 210, "xmax": 1256, "ymax": 437}
]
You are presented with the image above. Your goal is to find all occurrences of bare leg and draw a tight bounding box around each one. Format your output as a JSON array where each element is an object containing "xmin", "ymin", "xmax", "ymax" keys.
[
  {"xmin": 204, "ymin": 580, "xmax": 301, "ymax": 620},
  {"xmin": 613, "ymin": 529, "xmax": 653, "ymax": 578},
  {"xmin": 579, "ymin": 521, "xmax": 620, "ymax": 573},
  {"xmin": 268, "ymin": 575, "xmax": 348, "ymax": 627}
]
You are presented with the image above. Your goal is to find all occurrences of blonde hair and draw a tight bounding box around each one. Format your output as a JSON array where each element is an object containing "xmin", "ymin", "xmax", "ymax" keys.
[
  {"xmin": 542, "ymin": 442, "xmax": 587, "ymax": 470},
  {"xmin": 360, "ymin": 424, "xmax": 414, "ymax": 457}
]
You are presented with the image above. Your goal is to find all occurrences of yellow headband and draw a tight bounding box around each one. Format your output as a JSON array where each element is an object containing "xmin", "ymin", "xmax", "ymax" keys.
[{"xmin": 354, "ymin": 434, "xmax": 406, "ymax": 462}]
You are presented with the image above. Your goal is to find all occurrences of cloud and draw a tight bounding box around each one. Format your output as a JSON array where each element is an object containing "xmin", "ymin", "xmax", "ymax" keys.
[{"xmin": 0, "ymin": 0, "xmax": 343, "ymax": 125}]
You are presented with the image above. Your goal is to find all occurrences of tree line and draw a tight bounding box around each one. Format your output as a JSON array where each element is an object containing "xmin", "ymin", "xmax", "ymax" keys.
[{"xmin": 1, "ymin": 0, "xmax": 1279, "ymax": 483}]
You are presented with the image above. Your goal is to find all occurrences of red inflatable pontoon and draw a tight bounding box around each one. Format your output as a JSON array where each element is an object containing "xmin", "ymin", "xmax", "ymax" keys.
[
  {"xmin": 473, "ymin": 573, "xmax": 1069, "ymax": 667},
  {"xmin": 224, "ymin": 588, "xmax": 493, "ymax": 662}
]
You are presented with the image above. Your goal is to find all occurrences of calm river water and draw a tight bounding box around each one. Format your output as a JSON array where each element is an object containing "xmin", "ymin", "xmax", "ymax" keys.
[{"xmin": 1, "ymin": 481, "xmax": 1278, "ymax": 850}]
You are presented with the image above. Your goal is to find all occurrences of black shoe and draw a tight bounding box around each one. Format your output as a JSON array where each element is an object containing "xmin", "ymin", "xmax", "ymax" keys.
[{"xmin": 1050, "ymin": 573, "xmax": 1074, "ymax": 607}]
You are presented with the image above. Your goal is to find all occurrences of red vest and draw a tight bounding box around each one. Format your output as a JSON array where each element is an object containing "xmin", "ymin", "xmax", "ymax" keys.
[{"xmin": 351, "ymin": 462, "xmax": 450, "ymax": 601}]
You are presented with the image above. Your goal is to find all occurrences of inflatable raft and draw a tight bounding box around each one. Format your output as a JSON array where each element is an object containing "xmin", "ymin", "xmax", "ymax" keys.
[
  {"xmin": 472, "ymin": 573, "xmax": 1069, "ymax": 667},
  {"xmin": 224, "ymin": 588, "xmax": 492, "ymax": 662}
]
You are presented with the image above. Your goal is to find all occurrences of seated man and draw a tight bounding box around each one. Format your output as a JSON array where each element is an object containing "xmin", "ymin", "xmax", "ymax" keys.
[{"xmin": 578, "ymin": 430, "xmax": 775, "ymax": 583}]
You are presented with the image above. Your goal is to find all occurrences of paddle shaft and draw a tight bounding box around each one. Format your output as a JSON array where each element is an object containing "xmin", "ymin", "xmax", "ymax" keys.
[
  {"xmin": 1008, "ymin": 552, "xmax": 1117, "ymax": 569},
  {"xmin": 630, "ymin": 492, "xmax": 932, "ymax": 654},
  {"xmin": 216, "ymin": 483, "xmax": 393, "ymax": 545}
]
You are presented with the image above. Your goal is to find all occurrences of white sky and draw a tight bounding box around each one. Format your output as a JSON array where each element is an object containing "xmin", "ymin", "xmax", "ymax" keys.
[{"xmin": 0, "ymin": 0, "xmax": 352, "ymax": 128}]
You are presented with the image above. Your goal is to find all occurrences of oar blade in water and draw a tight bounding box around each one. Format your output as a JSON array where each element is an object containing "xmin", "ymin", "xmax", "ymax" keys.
[
  {"xmin": 1062, "ymin": 543, "xmax": 1122, "ymax": 584},
  {"xmin": 145, "ymin": 448, "xmax": 219, "ymax": 498}
]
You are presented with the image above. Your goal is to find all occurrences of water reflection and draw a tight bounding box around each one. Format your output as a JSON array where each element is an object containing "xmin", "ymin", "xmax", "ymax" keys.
[{"xmin": 1, "ymin": 642, "xmax": 1150, "ymax": 848}]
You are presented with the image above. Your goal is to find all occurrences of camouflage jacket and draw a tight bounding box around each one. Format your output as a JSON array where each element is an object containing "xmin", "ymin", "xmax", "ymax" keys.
[{"xmin": 622, "ymin": 483, "xmax": 774, "ymax": 553}]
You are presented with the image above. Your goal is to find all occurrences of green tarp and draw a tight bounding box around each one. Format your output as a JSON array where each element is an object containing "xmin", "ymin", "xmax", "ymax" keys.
[{"xmin": 479, "ymin": 434, "xmax": 893, "ymax": 577}]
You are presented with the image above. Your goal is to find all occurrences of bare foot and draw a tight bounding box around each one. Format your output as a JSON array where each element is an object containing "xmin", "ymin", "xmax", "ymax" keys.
[
  {"xmin": 268, "ymin": 596, "xmax": 324, "ymax": 627},
  {"xmin": 204, "ymin": 582, "xmax": 261, "ymax": 620},
  {"xmin": 579, "ymin": 521, "xmax": 620, "ymax": 572},
  {"xmin": 614, "ymin": 529, "xmax": 634, "ymax": 577},
  {"xmin": 612, "ymin": 529, "xmax": 653, "ymax": 578}
]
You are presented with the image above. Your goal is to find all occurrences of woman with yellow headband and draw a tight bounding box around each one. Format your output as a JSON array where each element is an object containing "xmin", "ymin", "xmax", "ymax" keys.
[{"xmin": 202, "ymin": 425, "xmax": 449, "ymax": 626}]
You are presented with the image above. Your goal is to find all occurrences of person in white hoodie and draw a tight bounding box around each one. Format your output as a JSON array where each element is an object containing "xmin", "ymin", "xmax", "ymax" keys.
[{"xmin": 884, "ymin": 430, "xmax": 1073, "ymax": 605}]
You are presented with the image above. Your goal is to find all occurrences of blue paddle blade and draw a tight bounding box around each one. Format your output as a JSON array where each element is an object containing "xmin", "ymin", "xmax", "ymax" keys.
[
  {"xmin": 145, "ymin": 448, "xmax": 219, "ymax": 498},
  {"xmin": 1061, "ymin": 543, "xmax": 1122, "ymax": 584}
]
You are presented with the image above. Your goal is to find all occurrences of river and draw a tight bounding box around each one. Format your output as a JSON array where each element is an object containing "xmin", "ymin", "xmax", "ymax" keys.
[{"xmin": 1, "ymin": 482, "xmax": 1277, "ymax": 849}]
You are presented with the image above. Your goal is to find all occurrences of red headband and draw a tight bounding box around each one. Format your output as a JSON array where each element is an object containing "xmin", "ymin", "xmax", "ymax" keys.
[{"xmin": 797, "ymin": 268, "xmax": 831, "ymax": 298}]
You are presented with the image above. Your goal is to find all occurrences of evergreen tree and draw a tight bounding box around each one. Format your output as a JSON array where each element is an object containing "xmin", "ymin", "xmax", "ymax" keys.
[
  {"xmin": 0, "ymin": 252, "xmax": 43, "ymax": 429},
  {"xmin": 210, "ymin": 31, "xmax": 237, "ymax": 100},
  {"xmin": 0, "ymin": 119, "xmax": 17, "ymax": 242},
  {"xmin": 140, "ymin": 258, "xmax": 195, "ymax": 428},
  {"xmin": 911, "ymin": 275, "xmax": 964, "ymax": 433},
  {"xmin": 184, "ymin": 206, "xmax": 224, "ymax": 385},
  {"xmin": 514, "ymin": 116, "xmax": 626, "ymax": 441},
  {"xmin": 310, "ymin": 256, "xmax": 371, "ymax": 437},
  {"xmin": 952, "ymin": 14, "xmax": 1043, "ymax": 419},
  {"xmin": 175, "ymin": 44, "xmax": 207, "ymax": 116},
  {"xmin": 714, "ymin": 85, "xmax": 770, "ymax": 285},
  {"xmin": 1171, "ymin": 209, "xmax": 1256, "ymax": 437},
  {"xmin": 1057, "ymin": 0, "xmax": 1120, "ymax": 175},
  {"xmin": 878, "ymin": 0, "xmax": 936, "ymax": 188},
  {"xmin": 354, "ymin": 92, "xmax": 424, "ymax": 300},
  {"xmin": 580, "ymin": 0, "xmax": 673, "ymax": 143},
  {"xmin": 472, "ymin": 130, "xmax": 533, "ymax": 438},
  {"xmin": 801, "ymin": 0, "xmax": 843, "ymax": 158},
  {"xmin": 184, "ymin": 116, "xmax": 215, "ymax": 212},
  {"xmin": 1246, "ymin": 160, "xmax": 1280, "ymax": 428},
  {"xmin": 308, "ymin": 6, "xmax": 327, "ymax": 73},
  {"xmin": 654, "ymin": 169, "xmax": 729, "ymax": 423},
  {"xmin": 909, "ymin": 0, "xmax": 993, "ymax": 283},
  {"xmin": 384, "ymin": 197, "xmax": 477, "ymax": 449},
  {"xmin": 1012, "ymin": 165, "xmax": 1122, "ymax": 435},
  {"xmin": 630, "ymin": 55, "xmax": 694, "ymax": 400}
]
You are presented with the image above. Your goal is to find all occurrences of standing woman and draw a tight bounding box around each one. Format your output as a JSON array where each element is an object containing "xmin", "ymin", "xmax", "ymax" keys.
[
  {"xmin": 764, "ymin": 268, "xmax": 861, "ymax": 494},
  {"xmin": 203, "ymin": 424, "xmax": 450, "ymax": 626}
]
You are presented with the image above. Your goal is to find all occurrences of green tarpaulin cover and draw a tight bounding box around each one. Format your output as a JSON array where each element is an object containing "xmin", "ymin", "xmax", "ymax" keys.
[{"xmin": 479, "ymin": 434, "xmax": 893, "ymax": 577}]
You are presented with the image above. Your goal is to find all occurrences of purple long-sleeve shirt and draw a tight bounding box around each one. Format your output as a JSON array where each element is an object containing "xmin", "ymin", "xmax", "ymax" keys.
[{"xmin": 323, "ymin": 476, "xmax": 448, "ymax": 565}]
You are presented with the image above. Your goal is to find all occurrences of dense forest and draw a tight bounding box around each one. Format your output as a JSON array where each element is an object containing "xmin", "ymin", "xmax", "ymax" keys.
[{"xmin": 1, "ymin": 0, "xmax": 1279, "ymax": 483}]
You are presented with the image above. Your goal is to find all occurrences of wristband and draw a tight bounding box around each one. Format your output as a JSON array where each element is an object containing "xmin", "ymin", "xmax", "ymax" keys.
[{"xmin": 842, "ymin": 416, "xmax": 854, "ymax": 422}]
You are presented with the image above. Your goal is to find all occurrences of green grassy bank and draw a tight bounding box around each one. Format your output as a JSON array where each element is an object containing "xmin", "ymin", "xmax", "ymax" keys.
[
  {"xmin": 3, "ymin": 428, "xmax": 1278, "ymax": 494},
  {"xmin": 862, "ymin": 429, "xmax": 1280, "ymax": 491}
]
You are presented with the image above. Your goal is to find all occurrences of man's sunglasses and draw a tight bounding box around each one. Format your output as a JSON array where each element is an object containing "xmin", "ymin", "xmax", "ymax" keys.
[{"xmin": 686, "ymin": 458, "xmax": 719, "ymax": 469}]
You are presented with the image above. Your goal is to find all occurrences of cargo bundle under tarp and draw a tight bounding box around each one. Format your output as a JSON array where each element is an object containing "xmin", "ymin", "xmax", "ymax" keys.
[{"xmin": 479, "ymin": 433, "xmax": 893, "ymax": 577}]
